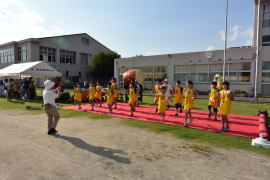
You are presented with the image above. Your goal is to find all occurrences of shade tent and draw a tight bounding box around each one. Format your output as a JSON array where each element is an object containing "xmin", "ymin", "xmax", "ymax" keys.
[{"xmin": 0, "ymin": 61, "xmax": 62, "ymax": 78}]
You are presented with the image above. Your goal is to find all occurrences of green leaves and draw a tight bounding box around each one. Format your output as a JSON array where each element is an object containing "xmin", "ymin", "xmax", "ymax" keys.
[{"xmin": 88, "ymin": 51, "xmax": 120, "ymax": 82}]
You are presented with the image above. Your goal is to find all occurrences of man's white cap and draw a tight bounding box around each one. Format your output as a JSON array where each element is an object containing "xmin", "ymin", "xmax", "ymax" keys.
[
  {"xmin": 164, "ymin": 79, "xmax": 168, "ymax": 82},
  {"xmin": 44, "ymin": 80, "xmax": 55, "ymax": 90}
]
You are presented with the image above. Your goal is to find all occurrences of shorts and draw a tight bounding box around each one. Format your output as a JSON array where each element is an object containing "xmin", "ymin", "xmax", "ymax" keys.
[
  {"xmin": 208, "ymin": 105, "xmax": 218, "ymax": 112},
  {"xmin": 175, "ymin": 103, "xmax": 182, "ymax": 109}
]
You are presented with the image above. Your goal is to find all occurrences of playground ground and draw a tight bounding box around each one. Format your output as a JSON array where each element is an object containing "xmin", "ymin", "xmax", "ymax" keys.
[{"xmin": 0, "ymin": 109, "xmax": 270, "ymax": 180}]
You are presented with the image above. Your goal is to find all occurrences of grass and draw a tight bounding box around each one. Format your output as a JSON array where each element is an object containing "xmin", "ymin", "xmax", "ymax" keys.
[
  {"xmin": 121, "ymin": 118, "xmax": 270, "ymax": 156},
  {"xmin": 0, "ymin": 94, "xmax": 270, "ymax": 156},
  {"xmin": 0, "ymin": 98, "xmax": 110, "ymax": 119}
]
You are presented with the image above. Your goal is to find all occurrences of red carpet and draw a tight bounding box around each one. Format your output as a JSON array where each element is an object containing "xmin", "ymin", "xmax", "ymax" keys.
[{"xmin": 63, "ymin": 103, "xmax": 259, "ymax": 139}]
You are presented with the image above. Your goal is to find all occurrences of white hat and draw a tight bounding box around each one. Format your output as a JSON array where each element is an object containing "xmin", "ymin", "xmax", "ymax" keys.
[
  {"xmin": 164, "ymin": 79, "xmax": 168, "ymax": 82},
  {"xmin": 44, "ymin": 80, "xmax": 55, "ymax": 90}
]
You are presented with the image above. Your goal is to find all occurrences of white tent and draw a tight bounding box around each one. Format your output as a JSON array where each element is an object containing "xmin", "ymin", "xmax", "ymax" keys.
[{"xmin": 0, "ymin": 61, "xmax": 62, "ymax": 78}]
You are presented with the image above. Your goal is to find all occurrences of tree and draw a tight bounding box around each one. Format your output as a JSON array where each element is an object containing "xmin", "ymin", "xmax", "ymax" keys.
[{"xmin": 88, "ymin": 51, "xmax": 120, "ymax": 83}]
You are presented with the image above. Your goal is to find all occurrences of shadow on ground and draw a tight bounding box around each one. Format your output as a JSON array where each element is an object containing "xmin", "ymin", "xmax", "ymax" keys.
[{"xmin": 55, "ymin": 135, "xmax": 131, "ymax": 164}]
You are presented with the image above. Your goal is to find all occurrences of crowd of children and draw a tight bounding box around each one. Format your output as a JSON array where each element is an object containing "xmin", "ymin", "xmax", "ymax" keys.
[{"xmin": 73, "ymin": 74, "xmax": 234, "ymax": 131}]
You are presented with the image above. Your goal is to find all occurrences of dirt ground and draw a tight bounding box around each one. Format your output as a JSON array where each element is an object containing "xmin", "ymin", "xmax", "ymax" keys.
[{"xmin": 0, "ymin": 109, "xmax": 270, "ymax": 180}]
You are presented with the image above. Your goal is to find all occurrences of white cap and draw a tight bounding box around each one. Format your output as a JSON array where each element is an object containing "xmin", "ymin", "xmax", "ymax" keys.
[
  {"xmin": 164, "ymin": 79, "xmax": 168, "ymax": 82},
  {"xmin": 44, "ymin": 80, "xmax": 55, "ymax": 90}
]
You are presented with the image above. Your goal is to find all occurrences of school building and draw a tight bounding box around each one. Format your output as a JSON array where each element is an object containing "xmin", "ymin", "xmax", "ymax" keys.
[
  {"xmin": 114, "ymin": 0, "xmax": 270, "ymax": 95},
  {"xmin": 0, "ymin": 33, "xmax": 110, "ymax": 86}
]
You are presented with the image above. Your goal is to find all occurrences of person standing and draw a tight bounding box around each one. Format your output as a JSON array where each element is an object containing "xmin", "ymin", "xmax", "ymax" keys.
[
  {"xmin": 88, "ymin": 82, "xmax": 96, "ymax": 111},
  {"xmin": 128, "ymin": 82, "xmax": 138, "ymax": 117},
  {"xmin": 213, "ymin": 74, "xmax": 223, "ymax": 91},
  {"xmin": 74, "ymin": 83, "xmax": 83, "ymax": 109},
  {"xmin": 183, "ymin": 81, "xmax": 197, "ymax": 127},
  {"xmin": 106, "ymin": 82, "xmax": 114, "ymax": 113},
  {"xmin": 43, "ymin": 80, "xmax": 61, "ymax": 135},
  {"xmin": 219, "ymin": 81, "xmax": 234, "ymax": 131},
  {"xmin": 173, "ymin": 80, "xmax": 183, "ymax": 116},
  {"xmin": 208, "ymin": 81, "xmax": 219, "ymax": 121},
  {"xmin": 111, "ymin": 78, "xmax": 118, "ymax": 109}
]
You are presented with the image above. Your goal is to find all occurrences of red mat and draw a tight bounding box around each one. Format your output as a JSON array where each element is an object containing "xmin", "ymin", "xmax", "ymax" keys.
[{"xmin": 63, "ymin": 103, "xmax": 259, "ymax": 139}]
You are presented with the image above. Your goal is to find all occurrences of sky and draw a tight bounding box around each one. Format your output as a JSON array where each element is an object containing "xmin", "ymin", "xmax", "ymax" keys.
[{"xmin": 0, "ymin": 0, "xmax": 255, "ymax": 57}]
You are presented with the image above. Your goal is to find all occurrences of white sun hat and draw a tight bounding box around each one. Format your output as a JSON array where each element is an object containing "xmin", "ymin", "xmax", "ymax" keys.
[{"xmin": 44, "ymin": 80, "xmax": 55, "ymax": 90}]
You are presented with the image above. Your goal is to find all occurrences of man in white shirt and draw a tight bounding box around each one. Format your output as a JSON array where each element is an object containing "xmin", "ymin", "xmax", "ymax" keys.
[
  {"xmin": 43, "ymin": 80, "xmax": 61, "ymax": 135},
  {"xmin": 163, "ymin": 79, "xmax": 173, "ymax": 108}
]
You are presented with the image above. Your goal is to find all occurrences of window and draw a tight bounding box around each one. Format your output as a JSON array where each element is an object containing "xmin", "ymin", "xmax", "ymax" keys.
[
  {"xmin": 175, "ymin": 64, "xmax": 209, "ymax": 82},
  {"xmin": 65, "ymin": 71, "xmax": 69, "ymax": 78},
  {"xmin": 39, "ymin": 46, "xmax": 56, "ymax": 62},
  {"xmin": 60, "ymin": 49, "xmax": 76, "ymax": 64},
  {"xmin": 262, "ymin": 61, "xmax": 270, "ymax": 83},
  {"xmin": 262, "ymin": 61, "xmax": 270, "ymax": 70},
  {"xmin": 262, "ymin": 36, "xmax": 270, "ymax": 46},
  {"xmin": 263, "ymin": 4, "xmax": 270, "ymax": 27},
  {"xmin": 174, "ymin": 63, "xmax": 251, "ymax": 83},
  {"xmin": 18, "ymin": 46, "xmax": 28, "ymax": 62},
  {"xmin": 0, "ymin": 48, "xmax": 14, "ymax": 63},
  {"xmin": 262, "ymin": 84, "xmax": 270, "ymax": 95},
  {"xmin": 227, "ymin": 63, "xmax": 251, "ymax": 82},
  {"xmin": 80, "ymin": 53, "xmax": 89, "ymax": 66},
  {"xmin": 81, "ymin": 37, "xmax": 89, "ymax": 45},
  {"xmin": 118, "ymin": 66, "xmax": 167, "ymax": 89}
]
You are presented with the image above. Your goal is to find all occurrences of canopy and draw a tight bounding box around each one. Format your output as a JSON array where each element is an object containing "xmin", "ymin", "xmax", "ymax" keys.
[{"xmin": 0, "ymin": 61, "xmax": 62, "ymax": 78}]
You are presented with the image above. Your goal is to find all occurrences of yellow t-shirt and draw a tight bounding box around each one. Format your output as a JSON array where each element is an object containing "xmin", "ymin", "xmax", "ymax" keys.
[
  {"xmin": 89, "ymin": 87, "xmax": 96, "ymax": 100},
  {"xmin": 95, "ymin": 85, "xmax": 102, "ymax": 100},
  {"xmin": 174, "ymin": 87, "xmax": 183, "ymax": 104},
  {"xmin": 111, "ymin": 82, "xmax": 118, "ymax": 98},
  {"xmin": 154, "ymin": 84, "xmax": 162, "ymax": 101},
  {"xmin": 157, "ymin": 93, "xmax": 167, "ymax": 114},
  {"xmin": 217, "ymin": 81, "xmax": 223, "ymax": 91},
  {"xmin": 208, "ymin": 88, "xmax": 219, "ymax": 108},
  {"xmin": 106, "ymin": 88, "xmax": 114, "ymax": 105},
  {"xmin": 128, "ymin": 88, "xmax": 137, "ymax": 105},
  {"xmin": 74, "ymin": 88, "xmax": 82, "ymax": 102},
  {"xmin": 183, "ymin": 88, "xmax": 195, "ymax": 110},
  {"xmin": 219, "ymin": 90, "xmax": 232, "ymax": 115}
]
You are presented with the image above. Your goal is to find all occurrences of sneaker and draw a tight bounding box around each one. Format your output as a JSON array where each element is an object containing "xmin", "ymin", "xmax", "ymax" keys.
[
  {"xmin": 225, "ymin": 126, "xmax": 230, "ymax": 131},
  {"xmin": 188, "ymin": 118, "xmax": 193, "ymax": 124},
  {"xmin": 51, "ymin": 128, "xmax": 58, "ymax": 134},
  {"xmin": 174, "ymin": 113, "xmax": 178, "ymax": 116},
  {"xmin": 184, "ymin": 122, "xmax": 187, "ymax": 127},
  {"xmin": 220, "ymin": 127, "xmax": 225, "ymax": 131},
  {"xmin": 47, "ymin": 128, "xmax": 54, "ymax": 135},
  {"xmin": 179, "ymin": 109, "xmax": 183, "ymax": 113},
  {"xmin": 213, "ymin": 118, "xmax": 217, "ymax": 121},
  {"xmin": 78, "ymin": 107, "xmax": 82, "ymax": 109},
  {"xmin": 208, "ymin": 112, "xmax": 212, "ymax": 117}
]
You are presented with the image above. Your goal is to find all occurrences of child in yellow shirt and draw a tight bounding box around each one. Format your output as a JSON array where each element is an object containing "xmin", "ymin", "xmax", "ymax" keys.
[
  {"xmin": 74, "ymin": 83, "xmax": 83, "ymax": 109},
  {"xmin": 88, "ymin": 82, "xmax": 96, "ymax": 111},
  {"xmin": 173, "ymin": 80, "xmax": 183, "ymax": 116},
  {"xmin": 157, "ymin": 86, "xmax": 171, "ymax": 122},
  {"xmin": 208, "ymin": 81, "xmax": 220, "ymax": 121},
  {"xmin": 106, "ymin": 82, "xmax": 114, "ymax": 113},
  {"xmin": 111, "ymin": 78, "xmax": 118, "ymax": 109},
  {"xmin": 128, "ymin": 82, "xmax": 138, "ymax": 117},
  {"xmin": 219, "ymin": 81, "xmax": 234, "ymax": 131},
  {"xmin": 154, "ymin": 79, "xmax": 162, "ymax": 113},
  {"xmin": 183, "ymin": 81, "xmax": 197, "ymax": 127},
  {"xmin": 95, "ymin": 81, "xmax": 103, "ymax": 107}
]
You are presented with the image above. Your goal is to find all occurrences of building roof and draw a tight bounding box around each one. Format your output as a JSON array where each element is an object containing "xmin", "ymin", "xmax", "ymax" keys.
[{"xmin": 0, "ymin": 33, "xmax": 110, "ymax": 51}]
